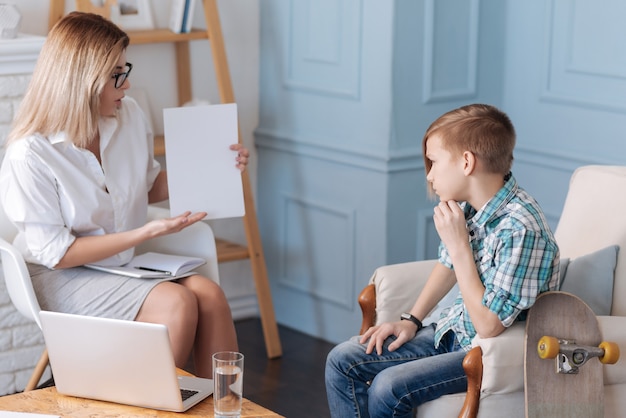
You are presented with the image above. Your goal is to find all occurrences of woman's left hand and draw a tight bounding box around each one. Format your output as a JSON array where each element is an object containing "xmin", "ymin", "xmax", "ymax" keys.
[{"xmin": 230, "ymin": 143, "xmax": 250, "ymax": 172}]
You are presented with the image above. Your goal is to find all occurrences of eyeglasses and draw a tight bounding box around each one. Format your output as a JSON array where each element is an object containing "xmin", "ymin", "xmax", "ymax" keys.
[{"xmin": 112, "ymin": 62, "xmax": 133, "ymax": 89}]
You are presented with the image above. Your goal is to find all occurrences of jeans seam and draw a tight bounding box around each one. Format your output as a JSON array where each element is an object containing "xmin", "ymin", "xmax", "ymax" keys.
[
  {"xmin": 345, "ymin": 353, "xmax": 425, "ymax": 376},
  {"xmin": 394, "ymin": 374, "xmax": 468, "ymax": 414}
]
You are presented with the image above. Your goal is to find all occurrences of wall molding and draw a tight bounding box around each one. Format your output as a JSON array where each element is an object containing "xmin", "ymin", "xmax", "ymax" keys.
[
  {"xmin": 284, "ymin": 0, "xmax": 363, "ymax": 100},
  {"xmin": 277, "ymin": 193, "xmax": 357, "ymax": 309},
  {"xmin": 0, "ymin": 34, "xmax": 45, "ymax": 76},
  {"xmin": 422, "ymin": 0, "xmax": 479, "ymax": 103},
  {"xmin": 255, "ymin": 127, "xmax": 423, "ymax": 173},
  {"xmin": 514, "ymin": 145, "xmax": 615, "ymax": 170},
  {"xmin": 540, "ymin": 0, "xmax": 626, "ymax": 113},
  {"xmin": 256, "ymin": 128, "xmax": 612, "ymax": 175},
  {"xmin": 415, "ymin": 207, "xmax": 436, "ymax": 261}
]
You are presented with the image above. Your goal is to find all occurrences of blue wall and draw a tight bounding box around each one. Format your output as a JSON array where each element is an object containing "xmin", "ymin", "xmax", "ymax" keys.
[{"xmin": 256, "ymin": 0, "xmax": 626, "ymax": 343}]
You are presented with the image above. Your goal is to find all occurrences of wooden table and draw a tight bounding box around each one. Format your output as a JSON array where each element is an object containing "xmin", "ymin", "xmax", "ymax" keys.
[{"xmin": 0, "ymin": 386, "xmax": 284, "ymax": 418}]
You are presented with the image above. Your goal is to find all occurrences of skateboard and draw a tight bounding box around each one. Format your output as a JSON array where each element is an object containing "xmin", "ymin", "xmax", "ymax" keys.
[{"xmin": 524, "ymin": 291, "xmax": 620, "ymax": 418}]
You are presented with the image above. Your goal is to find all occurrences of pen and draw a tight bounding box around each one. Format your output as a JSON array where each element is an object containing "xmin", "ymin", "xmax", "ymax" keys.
[{"xmin": 135, "ymin": 266, "xmax": 172, "ymax": 275}]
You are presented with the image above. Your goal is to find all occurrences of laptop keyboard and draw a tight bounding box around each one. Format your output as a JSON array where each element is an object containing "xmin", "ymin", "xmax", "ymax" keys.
[{"xmin": 180, "ymin": 389, "xmax": 199, "ymax": 401}]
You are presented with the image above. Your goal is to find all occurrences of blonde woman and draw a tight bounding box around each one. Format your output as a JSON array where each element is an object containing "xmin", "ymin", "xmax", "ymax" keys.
[{"xmin": 0, "ymin": 12, "xmax": 247, "ymax": 377}]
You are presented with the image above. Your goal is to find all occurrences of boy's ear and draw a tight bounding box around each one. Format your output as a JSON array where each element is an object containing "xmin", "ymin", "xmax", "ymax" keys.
[{"xmin": 462, "ymin": 151, "xmax": 476, "ymax": 176}]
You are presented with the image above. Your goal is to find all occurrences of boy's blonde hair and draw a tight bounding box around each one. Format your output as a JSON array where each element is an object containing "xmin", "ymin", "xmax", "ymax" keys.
[
  {"xmin": 7, "ymin": 12, "xmax": 129, "ymax": 148},
  {"xmin": 422, "ymin": 104, "xmax": 516, "ymax": 177}
]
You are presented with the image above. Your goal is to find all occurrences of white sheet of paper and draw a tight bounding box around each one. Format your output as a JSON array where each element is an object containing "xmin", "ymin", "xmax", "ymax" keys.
[{"xmin": 163, "ymin": 103, "xmax": 245, "ymax": 220}]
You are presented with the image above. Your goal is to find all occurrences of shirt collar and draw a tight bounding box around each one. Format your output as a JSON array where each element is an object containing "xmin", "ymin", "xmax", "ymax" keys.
[
  {"xmin": 48, "ymin": 131, "xmax": 67, "ymax": 145},
  {"xmin": 98, "ymin": 115, "xmax": 119, "ymax": 150},
  {"xmin": 46, "ymin": 116, "xmax": 119, "ymax": 149},
  {"xmin": 465, "ymin": 172, "xmax": 518, "ymax": 229}
]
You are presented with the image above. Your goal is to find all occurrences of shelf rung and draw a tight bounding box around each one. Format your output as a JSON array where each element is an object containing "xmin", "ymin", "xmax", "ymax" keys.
[
  {"xmin": 216, "ymin": 238, "xmax": 250, "ymax": 263},
  {"xmin": 128, "ymin": 28, "xmax": 208, "ymax": 45},
  {"xmin": 154, "ymin": 135, "xmax": 165, "ymax": 156}
]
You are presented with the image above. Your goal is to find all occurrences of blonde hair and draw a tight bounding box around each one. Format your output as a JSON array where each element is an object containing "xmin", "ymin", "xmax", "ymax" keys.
[
  {"xmin": 7, "ymin": 12, "xmax": 129, "ymax": 148},
  {"xmin": 422, "ymin": 103, "xmax": 516, "ymax": 177}
]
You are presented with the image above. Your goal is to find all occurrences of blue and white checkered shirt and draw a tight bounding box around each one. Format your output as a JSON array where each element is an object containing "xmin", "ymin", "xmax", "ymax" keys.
[{"xmin": 434, "ymin": 173, "xmax": 560, "ymax": 351}]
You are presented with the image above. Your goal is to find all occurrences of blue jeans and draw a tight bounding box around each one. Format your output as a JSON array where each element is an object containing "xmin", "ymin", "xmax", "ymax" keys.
[{"xmin": 325, "ymin": 324, "xmax": 467, "ymax": 418}]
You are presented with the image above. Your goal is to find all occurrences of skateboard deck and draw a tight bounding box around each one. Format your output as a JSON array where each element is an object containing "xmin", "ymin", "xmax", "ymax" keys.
[{"xmin": 525, "ymin": 291, "xmax": 619, "ymax": 418}]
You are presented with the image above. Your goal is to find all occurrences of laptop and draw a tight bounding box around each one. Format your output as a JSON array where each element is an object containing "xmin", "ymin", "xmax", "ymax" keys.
[{"xmin": 39, "ymin": 310, "xmax": 213, "ymax": 412}]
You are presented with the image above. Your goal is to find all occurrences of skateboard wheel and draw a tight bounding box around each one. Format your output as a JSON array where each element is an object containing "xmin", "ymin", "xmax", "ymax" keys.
[
  {"xmin": 537, "ymin": 336, "xmax": 560, "ymax": 359},
  {"xmin": 599, "ymin": 341, "xmax": 620, "ymax": 364}
]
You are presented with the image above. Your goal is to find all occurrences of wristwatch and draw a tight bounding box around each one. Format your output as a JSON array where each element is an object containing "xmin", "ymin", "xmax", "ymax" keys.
[{"xmin": 400, "ymin": 312, "xmax": 423, "ymax": 330}]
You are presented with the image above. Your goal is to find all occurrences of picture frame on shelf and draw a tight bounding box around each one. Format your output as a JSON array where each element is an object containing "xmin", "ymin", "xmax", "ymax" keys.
[{"xmin": 110, "ymin": 0, "xmax": 154, "ymax": 31}]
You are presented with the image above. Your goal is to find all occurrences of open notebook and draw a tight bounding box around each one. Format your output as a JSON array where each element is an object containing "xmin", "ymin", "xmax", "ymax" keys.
[
  {"xmin": 85, "ymin": 252, "xmax": 206, "ymax": 278},
  {"xmin": 39, "ymin": 311, "xmax": 213, "ymax": 412}
]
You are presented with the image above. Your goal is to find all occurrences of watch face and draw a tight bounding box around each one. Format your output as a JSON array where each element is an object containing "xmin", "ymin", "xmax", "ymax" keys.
[{"xmin": 401, "ymin": 313, "xmax": 410, "ymax": 320}]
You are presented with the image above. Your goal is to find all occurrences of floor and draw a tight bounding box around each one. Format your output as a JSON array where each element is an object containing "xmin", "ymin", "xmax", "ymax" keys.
[{"xmin": 235, "ymin": 318, "xmax": 336, "ymax": 418}]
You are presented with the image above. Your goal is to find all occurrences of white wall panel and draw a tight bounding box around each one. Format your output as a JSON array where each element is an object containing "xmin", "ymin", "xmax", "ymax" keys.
[
  {"xmin": 542, "ymin": 0, "xmax": 626, "ymax": 112},
  {"xmin": 279, "ymin": 195, "xmax": 356, "ymax": 309},
  {"xmin": 422, "ymin": 0, "xmax": 479, "ymax": 103},
  {"xmin": 285, "ymin": 0, "xmax": 362, "ymax": 99}
]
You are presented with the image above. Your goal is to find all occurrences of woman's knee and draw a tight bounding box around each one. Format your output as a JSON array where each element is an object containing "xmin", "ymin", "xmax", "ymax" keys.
[
  {"xmin": 140, "ymin": 282, "xmax": 199, "ymax": 324},
  {"xmin": 180, "ymin": 275, "xmax": 229, "ymax": 312}
]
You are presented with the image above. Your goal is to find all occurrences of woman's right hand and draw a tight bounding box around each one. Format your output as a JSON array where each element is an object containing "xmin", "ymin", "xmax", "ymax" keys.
[
  {"xmin": 144, "ymin": 211, "xmax": 208, "ymax": 238},
  {"xmin": 54, "ymin": 211, "xmax": 209, "ymax": 269}
]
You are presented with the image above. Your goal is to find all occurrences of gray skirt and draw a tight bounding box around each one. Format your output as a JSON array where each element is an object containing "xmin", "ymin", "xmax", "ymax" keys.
[{"xmin": 28, "ymin": 264, "xmax": 176, "ymax": 321}]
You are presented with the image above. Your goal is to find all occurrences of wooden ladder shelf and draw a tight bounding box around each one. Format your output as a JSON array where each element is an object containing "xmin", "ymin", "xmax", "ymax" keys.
[{"xmin": 49, "ymin": 0, "xmax": 282, "ymax": 359}]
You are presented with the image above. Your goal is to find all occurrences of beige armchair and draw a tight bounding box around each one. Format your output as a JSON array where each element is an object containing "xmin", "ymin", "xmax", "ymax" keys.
[{"xmin": 358, "ymin": 165, "xmax": 626, "ymax": 417}]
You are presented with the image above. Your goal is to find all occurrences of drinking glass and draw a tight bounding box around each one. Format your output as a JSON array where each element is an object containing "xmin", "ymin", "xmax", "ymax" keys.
[{"xmin": 213, "ymin": 351, "xmax": 244, "ymax": 417}]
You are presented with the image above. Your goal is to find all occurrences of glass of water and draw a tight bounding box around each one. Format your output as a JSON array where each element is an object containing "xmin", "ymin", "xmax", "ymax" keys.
[{"xmin": 213, "ymin": 351, "xmax": 244, "ymax": 417}]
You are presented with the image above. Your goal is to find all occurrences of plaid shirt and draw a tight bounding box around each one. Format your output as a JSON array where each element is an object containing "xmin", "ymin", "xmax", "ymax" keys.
[{"xmin": 434, "ymin": 173, "xmax": 560, "ymax": 351}]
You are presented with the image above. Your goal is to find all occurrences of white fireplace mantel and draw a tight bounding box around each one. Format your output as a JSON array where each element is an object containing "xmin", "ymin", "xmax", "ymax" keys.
[{"xmin": 0, "ymin": 33, "xmax": 45, "ymax": 76}]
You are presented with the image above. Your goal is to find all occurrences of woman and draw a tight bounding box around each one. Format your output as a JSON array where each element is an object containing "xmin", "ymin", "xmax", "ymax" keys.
[{"xmin": 0, "ymin": 12, "xmax": 248, "ymax": 377}]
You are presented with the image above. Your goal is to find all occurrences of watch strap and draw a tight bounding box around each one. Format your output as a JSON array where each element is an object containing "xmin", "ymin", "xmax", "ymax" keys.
[{"xmin": 401, "ymin": 313, "xmax": 423, "ymax": 330}]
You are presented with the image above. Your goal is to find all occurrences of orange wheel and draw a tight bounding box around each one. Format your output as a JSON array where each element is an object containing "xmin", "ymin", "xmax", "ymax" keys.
[
  {"xmin": 599, "ymin": 341, "xmax": 620, "ymax": 364},
  {"xmin": 537, "ymin": 336, "xmax": 560, "ymax": 359}
]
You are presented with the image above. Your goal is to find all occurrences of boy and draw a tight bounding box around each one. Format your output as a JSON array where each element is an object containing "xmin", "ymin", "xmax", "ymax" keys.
[{"xmin": 325, "ymin": 104, "xmax": 560, "ymax": 418}]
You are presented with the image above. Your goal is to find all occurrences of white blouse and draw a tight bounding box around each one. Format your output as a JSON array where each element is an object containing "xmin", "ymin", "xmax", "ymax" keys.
[{"xmin": 0, "ymin": 97, "xmax": 161, "ymax": 268}]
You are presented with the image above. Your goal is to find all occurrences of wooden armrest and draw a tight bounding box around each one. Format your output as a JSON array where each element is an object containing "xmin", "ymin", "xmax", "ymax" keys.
[
  {"xmin": 358, "ymin": 284, "xmax": 376, "ymax": 335},
  {"xmin": 458, "ymin": 346, "xmax": 483, "ymax": 418}
]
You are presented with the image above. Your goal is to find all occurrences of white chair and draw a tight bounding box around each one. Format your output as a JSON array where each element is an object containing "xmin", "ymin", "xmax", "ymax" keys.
[
  {"xmin": 0, "ymin": 203, "xmax": 220, "ymax": 393},
  {"xmin": 0, "ymin": 204, "xmax": 48, "ymax": 391}
]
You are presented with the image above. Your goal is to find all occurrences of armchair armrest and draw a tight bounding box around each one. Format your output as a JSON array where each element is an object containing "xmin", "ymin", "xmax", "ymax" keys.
[
  {"xmin": 460, "ymin": 346, "xmax": 483, "ymax": 418},
  {"xmin": 136, "ymin": 205, "xmax": 220, "ymax": 283},
  {"xmin": 456, "ymin": 321, "xmax": 525, "ymax": 418},
  {"xmin": 372, "ymin": 260, "xmax": 438, "ymax": 323},
  {"xmin": 471, "ymin": 322, "xmax": 526, "ymax": 394},
  {"xmin": 358, "ymin": 284, "xmax": 376, "ymax": 335},
  {"xmin": 359, "ymin": 259, "xmax": 437, "ymax": 335}
]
